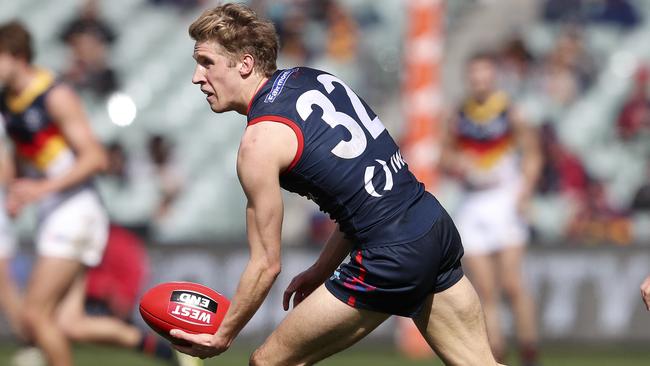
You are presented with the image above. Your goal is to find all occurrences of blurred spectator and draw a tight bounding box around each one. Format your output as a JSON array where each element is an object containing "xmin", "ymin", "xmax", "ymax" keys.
[
  {"xmin": 149, "ymin": 0, "xmax": 206, "ymax": 11},
  {"xmin": 567, "ymin": 179, "xmax": 632, "ymax": 245},
  {"xmin": 276, "ymin": 6, "xmax": 312, "ymax": 67},
  {"xmin": 537, "ymin": 124, "xmax": 588, "ymax": 197},
  {"xmin": 631, "ymin": 162, "xmax": 650, "ymax": 212},
  {"xmin": 324, "ymin": 0, "xmax": 359, "ymax": 63},
  {"xmin": 59, "ymin": 0, "xmax": 119, "ymax": 98},
  {"xmin": 529, "ymin": 28, "xmax": 595, "ymax": 108},
  {"xmin": 97, "ymin": 142, "xmax": 159, "ymax": 237},
  {"xmin": 148, "ymin": 134, "xmax": 185, "ymax": 221},
  {"xmin": 60, "ymin": 0, "xmax": 116, "ymax": 45},
  {"xmin": 497, "ymin": 38, "xmax": 534, "ymax": 96},
  {"xmin": 544, "ymin": 0, "xmax": 641, "ymax": 29},
  {"xmin": 617, "ymin": 65, "xmax": 650, "ymax": 140}
]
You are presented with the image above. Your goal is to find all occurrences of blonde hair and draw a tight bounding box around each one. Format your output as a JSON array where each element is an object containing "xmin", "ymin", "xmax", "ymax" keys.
[{"xmin": 189, "ymin": 3, "xmax": 278, "ymax": 77}]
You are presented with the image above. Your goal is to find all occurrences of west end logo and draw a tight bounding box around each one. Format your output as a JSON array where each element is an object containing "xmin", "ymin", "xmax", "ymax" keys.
[{"xmin": 167, "ymin": 290, "xmax": 218, "ymax": 326}]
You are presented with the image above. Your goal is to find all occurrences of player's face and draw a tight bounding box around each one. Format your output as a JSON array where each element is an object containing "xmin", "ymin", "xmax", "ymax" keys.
[
  {"xmin": 467, "ymin": 59, "xmax": 496, "ymax": 98},
  {"xmin": 192, "ymin": 41, "xmax": 241, "ymax": 113},
  {"xmin": 0, "ymin": 52, "xmax": 17, "ymax": 86}
]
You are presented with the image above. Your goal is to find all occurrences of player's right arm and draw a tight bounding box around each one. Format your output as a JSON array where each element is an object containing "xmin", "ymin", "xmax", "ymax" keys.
[
  {"xmin": 170, "ymin": 121, "xmax": 296, "ymax": 359},
  {"xmin": 283, "ymin": 225, "xmax": 353, "ymax": 310}
]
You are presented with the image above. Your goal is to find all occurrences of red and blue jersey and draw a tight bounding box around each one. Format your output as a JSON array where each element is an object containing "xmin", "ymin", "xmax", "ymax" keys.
[
  {"xmin": 0, "ymin": 69, "xmax": 74, "ymax": 177},
  {"xmin": 247, "ymin": 67, "xmax": 442, "ymax": 248}
]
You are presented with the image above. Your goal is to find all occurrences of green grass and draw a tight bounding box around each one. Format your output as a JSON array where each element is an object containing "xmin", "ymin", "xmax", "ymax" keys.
[{"xmin": 1, "ymin": 343, "xmax": 649, "ymax": 365}]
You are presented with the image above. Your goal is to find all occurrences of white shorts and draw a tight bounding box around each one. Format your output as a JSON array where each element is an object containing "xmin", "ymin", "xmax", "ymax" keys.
[
  {"xmin": 455, "ymin": 182, "xmax": 529, "ymax": 256},
  {"xmin": 0, "ymin": 193, "xmax": 17, "ymax": 258},
  {"xmin": 37, "ymin": 189, "xmax": 108, "ymax": 267}
]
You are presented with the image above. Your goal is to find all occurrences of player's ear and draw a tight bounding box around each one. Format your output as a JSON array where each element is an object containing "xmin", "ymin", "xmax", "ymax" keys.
[{"xmin": 239, "ymin": 53, "xmax": 255, "ymax": 77}]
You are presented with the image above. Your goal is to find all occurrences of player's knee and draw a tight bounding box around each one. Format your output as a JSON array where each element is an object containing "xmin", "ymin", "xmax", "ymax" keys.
[
  {"xmin": 56, "ymin": 314, "xmax": 85, "ymax": 341},
  {"xmin": 22, "ymin": 304, "xmax": 47, "ymax": 332},
  {"xmin": 249, "ymin": 348, "xmax": 307, "ymax": 366},
  {"xmin": 249, "ymin": 349, "xmax": 267, "ymax": 366},
  {"xmin": 501, "ymin": 277, "xmax": 524, "ymax": 301}
]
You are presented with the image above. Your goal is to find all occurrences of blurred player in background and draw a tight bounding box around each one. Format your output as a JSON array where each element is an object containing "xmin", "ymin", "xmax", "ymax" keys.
[
  {"xmin": 170, "ymin": 4, "xmax": 501, "ymax": 365},
  {"xmin": 0, "ymin": 21, "xmax": 196, "ymax": 366},
  {"xmin": 0, "ymin": 139, "xmax": 23, "ymax": 339},
  {"xmin": 440, "ymin": 53, "xmax": 542, "ymax": 365}
]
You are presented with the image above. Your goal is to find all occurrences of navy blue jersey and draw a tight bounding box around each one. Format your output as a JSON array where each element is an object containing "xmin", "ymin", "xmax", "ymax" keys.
[{"xmin": 247, "ymin": 67, "xmax": 442, "ymax": 248}]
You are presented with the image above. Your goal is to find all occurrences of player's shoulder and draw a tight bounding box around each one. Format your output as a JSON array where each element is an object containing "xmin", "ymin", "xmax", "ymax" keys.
[
  {"xmin": 249, "ymin": 67, "xmax": 333, "ymax": 119},
  {"xmin": 264, "ymin": 67, "xmax": 330, "ymax": 97}
]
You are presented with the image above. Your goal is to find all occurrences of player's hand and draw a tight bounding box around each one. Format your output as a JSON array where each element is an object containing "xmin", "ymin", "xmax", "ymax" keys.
[
  {"xmin": 6, "ymin": 179, "xmax": 53, "ymax": 216},
  {"xmin": 169, "ymin": 329, "xmax": 231, "ymax": 359},
  {"xmin": 283, "ymin": 265, "xmax": 328, "ymax": 310},
  {"xmin": 641, "ymin": 276, "xmax": 650, "ymax": 311}
]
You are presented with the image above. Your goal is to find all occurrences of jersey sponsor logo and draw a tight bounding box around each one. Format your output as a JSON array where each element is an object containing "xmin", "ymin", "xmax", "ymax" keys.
[
  {"xmin": 167, "ymin": 290, "xmax": 217, "ymax": 326},
  {"xmin": 364, "ymin": 159, "xmax": 393, "ymax": 197},
  {"xmin": 265, "ymin": 68, "xmax": 297, "ymax": 103},
  {"xmin": 25, "ymin": 107, "xmax": 44, "ymax": 131},
  {"xmin": 363, "ymin": 150, "xmax": 406, "ymax": 197}
]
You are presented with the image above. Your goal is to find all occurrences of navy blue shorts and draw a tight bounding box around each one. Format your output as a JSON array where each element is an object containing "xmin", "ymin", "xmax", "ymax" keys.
[{"xmin": 325, "ymin": 210, "xmax": 464, "ymax": 318}]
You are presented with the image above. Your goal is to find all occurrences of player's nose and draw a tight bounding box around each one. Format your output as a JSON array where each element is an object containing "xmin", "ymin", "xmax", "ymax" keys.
[{"xmin": 191, "ymin": 65, "xmax": 205, "ymax": 85}]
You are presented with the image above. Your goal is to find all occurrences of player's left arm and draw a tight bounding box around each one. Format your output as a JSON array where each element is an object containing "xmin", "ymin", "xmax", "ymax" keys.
[
  {"xmin": 510, "ymin": 106, "xmax": 542, "ymax": 213},
  {"xmin": 7, "ymin": 84, "xmax": 107, "ymax": 212},
  {"xmin": 44, "ymin": 84, "xmax": 108, "ymax": 191},
  {"xmin": 171, "ymin": 121, "xmax": 296, "ymax": 358}
]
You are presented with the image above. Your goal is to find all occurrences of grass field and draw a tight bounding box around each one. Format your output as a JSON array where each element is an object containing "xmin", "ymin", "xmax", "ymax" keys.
[{"xmin": 1, "ymin": 344, "xmax": 650, "ymax": 366}]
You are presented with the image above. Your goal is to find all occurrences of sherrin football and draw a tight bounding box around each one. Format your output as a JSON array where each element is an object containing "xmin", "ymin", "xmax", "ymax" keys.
[{"xmin": 139, "ymin": 281, "xmax": 230, "ymax": 345}]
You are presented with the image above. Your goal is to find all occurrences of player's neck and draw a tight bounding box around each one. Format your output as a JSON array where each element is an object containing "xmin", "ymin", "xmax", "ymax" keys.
[
  {"xmin": 8, "ymin": 64, "xmax": 38, "ymax": 97},
  {"xmin": 239, "ymin": 73, "xmax": 269, "ymax": 115}
]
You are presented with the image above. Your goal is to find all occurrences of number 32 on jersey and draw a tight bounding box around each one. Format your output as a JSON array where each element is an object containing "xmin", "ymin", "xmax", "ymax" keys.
[{"xmin": 296, "ymin": 74, "xmax": 386, "ymax": 159}]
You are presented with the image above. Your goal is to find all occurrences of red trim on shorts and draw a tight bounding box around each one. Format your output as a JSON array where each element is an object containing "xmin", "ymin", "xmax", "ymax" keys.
[
  {"xmin": 347, "ymin": 296, "xmax": 356, "ymax": 307},
  {"xmin": 246, "ymin": 78, "xmax": 270, "ymax": 114},
  {"xmin": 248, "ymin": 115, "xmax": 304, "ymax": 173},
  {"xmin": 355, "ymin": 250, "xmax": 367, "ymax": 282}
]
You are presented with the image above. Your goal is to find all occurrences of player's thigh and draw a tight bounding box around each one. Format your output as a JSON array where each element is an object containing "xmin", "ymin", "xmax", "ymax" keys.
[
  {"xmin": 25, "ymin": 256, "xmax": 84, "ymax": 314},
  {"xmin": 253, "ymin": 285, "xmax": 389, "ymax": 366},
  {"xmin": 56, "ymin": 274, "xmax": 87, "ymax": 325},
  {"xmin": 496, "ymin": 245, "xmax": 527, "ymax": 292},
  {"xmin": 413, "ymin": 276, "xmax": 498, "ymax": 366},
  {"xmin": 462, "ymin": 254, "xmax": 498, "ymax": 300}
]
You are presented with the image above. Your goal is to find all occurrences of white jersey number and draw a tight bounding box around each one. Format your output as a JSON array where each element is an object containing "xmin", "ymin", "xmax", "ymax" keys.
[{"xmin": 296, "ymin": 74, "xmax": 385, "ymax": 159}]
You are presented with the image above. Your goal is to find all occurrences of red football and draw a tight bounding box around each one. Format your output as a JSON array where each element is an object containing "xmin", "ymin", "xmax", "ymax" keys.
[{"xmin": 139, "ymin": 282, "xmax": 230, "ymax": 345}]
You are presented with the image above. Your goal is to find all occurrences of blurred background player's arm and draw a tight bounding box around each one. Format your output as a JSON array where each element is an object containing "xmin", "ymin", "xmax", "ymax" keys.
[
  {"xmin": 44, "ymin": 84, "xmax": 108, "ymax": 191},
  {"xmin": 641, "ymin": 276, "xmax": 650, "ymax": 311},
  {"xmin": 438, "ymin": 109, "xmax": 469, "ymax": 179},
  {"xmin": 510, "ymin": 106, "xmax": 542, "ymax": 214},
  {"xmin": 283, "ymin": 225, "xmax": 353, "ymax": 310},
  {"xmin": 0, "ymin": 141, "xmax": 14, "ymax": 186}
]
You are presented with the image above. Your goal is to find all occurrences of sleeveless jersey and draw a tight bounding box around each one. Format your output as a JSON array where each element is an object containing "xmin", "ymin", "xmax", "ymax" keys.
[
  {"xmin": 455, "ymin": 91, "xmax": 519, "ymax": 188},
  {"xmin": 247, "ymin": 67, "xmax": 442, "ymax": 248},
  {"xmin": 0, "ymin": 69, "xmax": 77, "ymax": 177},
  {"xmin": 0, "ymin": 68, "xmax": 95, "ymax": 212}
]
